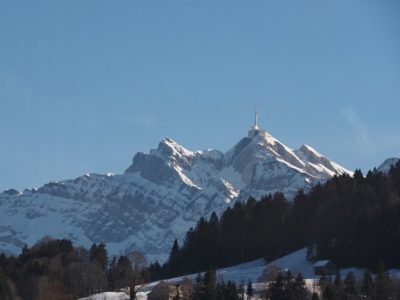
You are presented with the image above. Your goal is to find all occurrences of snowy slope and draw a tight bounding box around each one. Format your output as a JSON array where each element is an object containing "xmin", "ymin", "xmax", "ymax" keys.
[
  {"xmin": 82, "ymin": 248, "xmax": 376, "ymax": 300},
  {"xmin": 0, "ymin": 125, "xmax": 351, "ymax": 261}
]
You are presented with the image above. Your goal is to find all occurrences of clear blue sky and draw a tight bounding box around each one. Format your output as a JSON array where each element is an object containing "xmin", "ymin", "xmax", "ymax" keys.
[{"xmin": 1, "ymin": 1, "xmax": 399, "ymax": 191}]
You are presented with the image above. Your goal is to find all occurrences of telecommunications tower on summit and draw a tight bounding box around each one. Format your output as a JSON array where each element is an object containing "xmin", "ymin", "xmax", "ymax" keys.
[
  {"xmin": 248, "ymin": 104, "xmax": 267, "ymax": 138},
  {"xmin": 252, "ymin": 105, "xmax": 259, "ymax": 131}
]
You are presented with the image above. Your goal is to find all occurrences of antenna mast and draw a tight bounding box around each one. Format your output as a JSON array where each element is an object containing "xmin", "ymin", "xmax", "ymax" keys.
[
  {"xmin": 254, "ymin": 102, "xmax": 259, "ymax": 130},
  {"xmin": 248, "ymin": 100, "xmax": 267, "ymax": 138}
]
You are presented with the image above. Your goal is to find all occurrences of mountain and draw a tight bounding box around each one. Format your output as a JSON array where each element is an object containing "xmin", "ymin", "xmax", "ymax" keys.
[
  {"xmin": 377, "ymin": 157, "xmax": 399, "ymax": 174},
  {"xmin": 0, "ymin": 123, "xmax": 351, "ymax": 262}
]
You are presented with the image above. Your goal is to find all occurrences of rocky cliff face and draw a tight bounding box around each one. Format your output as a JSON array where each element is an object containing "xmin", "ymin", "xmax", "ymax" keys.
[{"xmin": 0, "ymin": 128, "xmax": 351, "ymax": 262}]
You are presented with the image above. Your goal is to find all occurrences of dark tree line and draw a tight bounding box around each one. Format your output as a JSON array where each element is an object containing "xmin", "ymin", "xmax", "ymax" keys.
[
  {"xmin": 0, "ymin": 237, "xmax": 160, "ymax": 300},
  {"xmin": 162, "ymin": 267, "xmax": 400, "ymax": 300},
  {"xmin": 260, "ymin": 270, "xmax": 309, "ymax": 300},
  {"xmin": 191, "ymin": 268, "xmax": 308, "ymax": 300},
  {"xmin": 162, "ymin": 162, "xmax": 400, "ymax": 277},
  {"xmin": 316, "ymin": 266, "xmax": 400, "ymax": 300},
  {"xmin": 257, "ymin": 266, "xmax": 400, "ymax": 300},
  {"xmin": 191, "ymin": 269, "xmax": 242, "ymax": 300}
]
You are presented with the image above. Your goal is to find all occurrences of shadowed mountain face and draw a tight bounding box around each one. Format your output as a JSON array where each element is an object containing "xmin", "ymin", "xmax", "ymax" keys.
[
  {"xmin": 377, "ymin": 157, "xmax": 400, "ymax": 174},
  {"xmin": 0, "ymin": 126, "xmax": 351, "ymax": 262}
]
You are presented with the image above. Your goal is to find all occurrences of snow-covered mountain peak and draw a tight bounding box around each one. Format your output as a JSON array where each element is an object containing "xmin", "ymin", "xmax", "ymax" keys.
[
  {"xmin": 294, "ymin": 144, "xmax": 352, "ymax": 177},
  {"xmin": 221, "ymin": 125, "xmax": 353, "ymax": 201},
  {"xmin": 225, "ymin": 129, "xmax": 307, "ymax": 177},
  {"xmin": 0, "ymin": 123, "xmax": 353, "ymax": 261},
  {"xmin": 150, "ymin": 137, "xmax": 195, "ymax": 161}
]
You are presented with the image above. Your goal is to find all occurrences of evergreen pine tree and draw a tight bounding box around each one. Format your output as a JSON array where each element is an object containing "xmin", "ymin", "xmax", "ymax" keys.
[
  {"xmin": 246, "ymin": 278, "xmax": 254, "ymax": 299},
  {"xmin": 344, "ymin": 272, "xmax": 357, "ymax": 299},
  {"xmin": 89, "ymin": 243, "xmax": 98, "ymax": 261},
  {"xmin": 375, "ymin": 263, "xmax": 392, "ymax": 300},
  {"xmin": 268, "ymin": 272, "xmax": 286, "ymax": 300},
  {"xmin": 225, "ymin": 281, "xmax": 239, "ymax": 300},
  {"xmin": 148, "ymin": 261, "xmax": 162, "ymax": 281},
  {"xmin": 203, "ymin": 268, "xmax": 217, "ymax": 300},
  {"xmin": 238, "ymin": 280, "xmax": 245, "ymax": 299},
  {"xmin": 293, "ymin": 273, "xmax": 308, "ymax": 300},
  {"xmin": 108, "ymin": 256, "xmax": 118, "ymax": 290},
  {"xmin": 168, "ymin": 239, "xmax": 180, "ymax": 276},
  {"xmin": 318, "ymin": 273, "xmax": 330, "ymax": 290},
  {"xmin": 361, "ymin": 270, "xmax": 375, "ymax": 299},
  {"xmin": 319, "ymin": 274, "xmax": 335, "ymax": 300},
  {"xmin": 333, "ymin": 271, "xmax": 345, "ymax": 299},
  {"xmin": 89, "ymin": 242, "xmax": 108, "ymax": 271},
  {"xmin": 97, "ymin": 242, "xmax": 108, "ymax": 271},
  {"xmin": 217, "ymin": 280, "xmax": 226, "ymax": 300},
  {"xmin": 20, "ymin": 244, "xmax": 29, "ymax": 262}
]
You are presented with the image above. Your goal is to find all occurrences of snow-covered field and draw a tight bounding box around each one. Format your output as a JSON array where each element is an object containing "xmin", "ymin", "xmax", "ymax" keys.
[
  {"xmin": 81, "ymin": 248, "xmax": 382, "ymax": 300},
  {"xmin": 80, "ymin": 292, "xmax": 130, "ymax": 300}
]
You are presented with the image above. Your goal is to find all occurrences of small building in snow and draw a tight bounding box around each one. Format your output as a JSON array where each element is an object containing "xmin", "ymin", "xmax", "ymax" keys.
[
  {"xmin": 147, "ymin": 278, "xmax": 193, "ymax": 300},
  {"xmin": 313, "ymin": 260, "xmax": 337, "ymax": 276},
  {"xmin": 147, "ymin": 281, "xmax": 177, "ymax": 300}
]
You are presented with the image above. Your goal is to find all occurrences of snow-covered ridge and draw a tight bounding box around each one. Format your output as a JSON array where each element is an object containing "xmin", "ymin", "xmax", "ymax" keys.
[{"xmin": 0, "ymin": 127, "xmax": 351, "ymax": 261}]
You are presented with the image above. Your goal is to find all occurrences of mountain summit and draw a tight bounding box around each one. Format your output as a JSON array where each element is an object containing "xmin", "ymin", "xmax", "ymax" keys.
[{"xmin": 0, "ymin": 116, "xmax": 351, "ymax": 261}]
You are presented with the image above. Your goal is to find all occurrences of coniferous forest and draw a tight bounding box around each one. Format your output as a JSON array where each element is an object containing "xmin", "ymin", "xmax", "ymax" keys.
[
  {"xmin": 0, "ymin": 162, "xmax": 399, "ymax": 299},
  {"xmin": 161, "ymin": 162, "xmax": 400, "ymax": 277}
]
